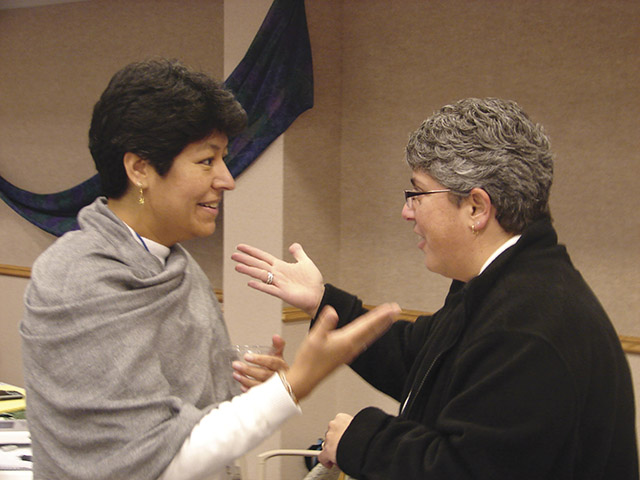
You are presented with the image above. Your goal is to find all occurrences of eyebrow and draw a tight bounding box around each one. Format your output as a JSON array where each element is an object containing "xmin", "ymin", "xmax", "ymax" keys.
[
  {"xmin": 198, "ymin": 141, "xmax": 227, "ymax": 156},
  {"xmin": 205, "ymin": 142, "xmax": 223, "ymax": 151},
  {"xmin": 410, "ymin": 178, "xmax": 423, "ymax": 190}
]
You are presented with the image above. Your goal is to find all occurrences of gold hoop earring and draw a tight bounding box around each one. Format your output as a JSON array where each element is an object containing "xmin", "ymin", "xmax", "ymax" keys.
[
  {"xmin": 471, "ymin": 224, "xmax": 479, "ymax": 235},
  {"xmin": 137, "ymin": 183, "xmax": 145, "ymax": 205}
]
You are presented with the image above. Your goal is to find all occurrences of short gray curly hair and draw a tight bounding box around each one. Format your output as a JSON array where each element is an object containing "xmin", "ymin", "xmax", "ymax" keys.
[{"xmin": 405, "ymin": 98, "xmax": 553, "ymax": 233}]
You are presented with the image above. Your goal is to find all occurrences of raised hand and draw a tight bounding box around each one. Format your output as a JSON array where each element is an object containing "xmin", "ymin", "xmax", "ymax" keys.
[
  {"xmin": 232, "ymin": 243, "xmax": 325, "ymax": 317},
  {"xmin": 285, "ymin": 302, "xmax": 401, "ymax": 400}
]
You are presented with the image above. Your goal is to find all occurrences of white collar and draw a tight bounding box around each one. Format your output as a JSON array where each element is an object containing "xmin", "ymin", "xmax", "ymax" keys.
[
  {"xmin": 478, "ymin": 235, "xmax": 522, "ymax": 275},
  {"xmin": 124, "ymin": 224, "xmax": 170, "ymax": 265}
]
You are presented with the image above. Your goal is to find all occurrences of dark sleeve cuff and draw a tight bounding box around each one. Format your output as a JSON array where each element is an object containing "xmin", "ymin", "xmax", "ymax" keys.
[
  {"xmin": 311, "ymin": 283, "xmax": 368, "ymax": 330},
  {"xmin": 336, "ymin": 407, "xmax": 390, "ymax": 478}
]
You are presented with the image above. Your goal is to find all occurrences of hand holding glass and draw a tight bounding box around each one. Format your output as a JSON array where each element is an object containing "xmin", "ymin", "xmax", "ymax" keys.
[{"xmin": 231, "ymin": 336, "xmax": 287, "ymax": 391}]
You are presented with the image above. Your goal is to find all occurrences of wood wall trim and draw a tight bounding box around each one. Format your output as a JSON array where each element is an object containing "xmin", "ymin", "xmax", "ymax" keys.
[
  {"xmin": 4, "ymin": 264, "xmax": 639, "ymax": 355},
  {"xmin": 0, "ymin": 264, "xmax": 31, "ymax": 278},
  {"xmin": 620, "ymin": 336, "xmax": 640, "ymax": 355}
]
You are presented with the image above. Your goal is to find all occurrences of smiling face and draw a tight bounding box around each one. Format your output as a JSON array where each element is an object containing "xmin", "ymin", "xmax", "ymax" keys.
[
  {"xmin": 401, "ymin": 170, "xmax": 474, "ymax": 281},
  {"xmin": 139, "ymin": 131, "xmax": 234, "ymax": 246}
]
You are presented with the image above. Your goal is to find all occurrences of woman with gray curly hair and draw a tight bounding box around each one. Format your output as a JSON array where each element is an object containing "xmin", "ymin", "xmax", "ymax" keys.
[{"xmin": 233, "ymin": 97, "xmax": 638, "ymax": 479}]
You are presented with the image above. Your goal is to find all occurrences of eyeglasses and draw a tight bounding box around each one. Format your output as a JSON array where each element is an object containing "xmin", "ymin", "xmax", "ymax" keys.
[{"xmin": 404, "ymin": 189, "xmax": 452, "ymax": 209}]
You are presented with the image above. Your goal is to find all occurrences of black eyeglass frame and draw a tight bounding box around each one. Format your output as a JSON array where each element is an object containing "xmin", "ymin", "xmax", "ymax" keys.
[
  {"xmin": 404, "ymin": 189, "xmax": 452, "ymax": 200},
  {"xmin": 403, "ymin": 189, "xmax": 452, "ymax": 207}
]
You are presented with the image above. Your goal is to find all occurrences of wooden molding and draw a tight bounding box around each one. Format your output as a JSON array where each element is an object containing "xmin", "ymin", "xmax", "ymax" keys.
[
  {"xmin": 3, "ymin": 264, "xmax": 639, "ymax": 355},
  {"xmin": 213, "ymin": 288, "xmax": 223, "ymax": 303},
  {"xmin": 283, "ymin": 306, "xmax": 312, "ymax": 323},
  {"xmin": 0, "ymin": 264, "xmax": 31, "ymax": 278},
  {"xmin": 620, "ymin": 336, "xmax": 640, "ymax": 355}
]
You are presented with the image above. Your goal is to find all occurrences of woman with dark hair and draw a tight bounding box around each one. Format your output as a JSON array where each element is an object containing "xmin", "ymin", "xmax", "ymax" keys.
[
  {"xmin": 233, "ymin": 98, "xmax": 638, "ymax": 479},
  {"xmin": 20, "ymin": 58, "xmax": 399, "ymax": 480}
]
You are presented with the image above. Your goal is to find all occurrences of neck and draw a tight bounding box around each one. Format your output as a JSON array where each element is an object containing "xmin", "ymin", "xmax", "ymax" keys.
[
  {"xmin": 465, "ymin": 221, "xmax": 516, "ymax": 281},
  {"xmin": 107, "ymin": 195, "xmax": 163, "ymax": 245}
]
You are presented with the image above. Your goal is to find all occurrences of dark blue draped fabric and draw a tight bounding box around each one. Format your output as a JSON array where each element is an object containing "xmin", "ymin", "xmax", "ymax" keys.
[
  {"xmin": 0, "ymin": 174, "xmax": 102, "ymax": 236},
  {"xmin": 0, "ymin": 0, "xmax": 313, "ymax": 237},
  {"xmin": 225, "ymin": 0, "xmax": 313, "ymax": 177}
]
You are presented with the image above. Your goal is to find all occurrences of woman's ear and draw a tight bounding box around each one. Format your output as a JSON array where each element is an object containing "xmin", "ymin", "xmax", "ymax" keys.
[
  {"xmin": 467, "ymin": 187, "xmax": 493, "ymax": 232},
  {"xmin": 122, "ymin": 152, "xmax": 149, "ymax": 188}
]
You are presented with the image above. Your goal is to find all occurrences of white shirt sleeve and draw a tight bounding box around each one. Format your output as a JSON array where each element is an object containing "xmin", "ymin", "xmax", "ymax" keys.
[{"xmin": 158, "ymin": 374, "xmax": 301, "ymax": 480}]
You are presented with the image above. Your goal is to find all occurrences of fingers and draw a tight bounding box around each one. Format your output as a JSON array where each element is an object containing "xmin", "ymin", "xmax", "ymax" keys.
[
  {"xmin": 308, "ymin": 306, "xmax": 340, "ymax": 339},
  {"xmin": 231, "ymin": 247, "xmax": 275, "ymax": 285},
  {"xmin": 271, "ymin": 334, "xmax": 286, "ymax": 357},
  {"xmin": 341, "ymin": 303, "xmax": 401, "ymax": 353},
  {"xmin": 245, "ymin": 280, "xmax": 280, "ymax": 298},
  {"xmin": 234, "ymin": 244, "xmax": 276, "ymax": 266},
  {"xmin": 231, "ymin": 351, "xmax": 288, "ymax": 392},
  {"xmin": 318, "ymin": 413, "xmax": 352, "ymax": 469},
  {"xmin": 234, "ymin": 243, "xmax": 310, "ymax": 271},
  {"xmin": 320, "ymin": 303, "xmax": 400, "ymax": 366},
  {"xmin": 234, "ymin": 354, "xmax": 287, "ymax": 374},
  {"xmin": 232, "ymin": 245, "xmax": 282, "ymax": 296},
  {"xmin": 233, "ymin": 259, "xmax": 281, "ymax": 297},
  {"xmin": 310, "ymin": 303, "xmax": 399, "ymax": 346},
  {"xmin": 232, "ymin": 257, "xmax": 271, "ymax": 282},
  {"xmin": 232, "ymin": 370, "xmax": 255, "ymax": 392},
  {"xmin": 317, "ymin": 449, "xmax": 335, "ymax": 469}
]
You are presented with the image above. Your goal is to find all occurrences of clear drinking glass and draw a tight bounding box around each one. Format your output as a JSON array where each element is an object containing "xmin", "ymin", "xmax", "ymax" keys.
[{"xmin": 231, "ymin": 344, "xmax": 274, "ymax": 364}]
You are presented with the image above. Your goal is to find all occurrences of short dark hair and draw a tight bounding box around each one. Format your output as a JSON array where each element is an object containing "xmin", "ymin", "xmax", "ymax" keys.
[{"xmin": 89, "ymin": 58, "xmax": 247, "ymax": 198}]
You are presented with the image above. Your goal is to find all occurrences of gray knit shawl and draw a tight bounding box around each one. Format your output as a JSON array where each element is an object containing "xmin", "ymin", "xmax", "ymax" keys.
[{"xmin": 21, "ymin": 197, "xmax": 239, "ymax": 480}]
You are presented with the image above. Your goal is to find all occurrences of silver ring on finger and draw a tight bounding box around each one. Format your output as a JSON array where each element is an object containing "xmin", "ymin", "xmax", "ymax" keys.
[{"xmin": 265, "ymin": 271, "xmax": 274, "ymax": 285}]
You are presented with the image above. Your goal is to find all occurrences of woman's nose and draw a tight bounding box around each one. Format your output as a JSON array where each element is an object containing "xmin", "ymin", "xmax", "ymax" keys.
[
  {"xmin": 213, "ymin": 160, "xmax": 235, "ymax": 191},
  {"xmin": 401, "ymin": 203, "xmax": 415, "ymax": 221}
]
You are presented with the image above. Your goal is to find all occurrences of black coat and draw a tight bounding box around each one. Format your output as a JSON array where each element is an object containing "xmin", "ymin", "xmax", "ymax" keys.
[{"xmin": 315, "ymin": 220, "xmax": 638, "ymax": 479}]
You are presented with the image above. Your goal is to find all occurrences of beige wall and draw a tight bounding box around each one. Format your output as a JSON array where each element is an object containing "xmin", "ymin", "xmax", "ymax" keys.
[{"xmin": 1, "ymin": 1, "xmax": 638, "ymax": 479}]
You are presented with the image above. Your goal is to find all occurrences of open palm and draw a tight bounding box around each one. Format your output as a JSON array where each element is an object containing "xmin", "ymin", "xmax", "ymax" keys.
[{"xmin": 232, "ymin": 243, "xmax": 325, "ymax": 317}]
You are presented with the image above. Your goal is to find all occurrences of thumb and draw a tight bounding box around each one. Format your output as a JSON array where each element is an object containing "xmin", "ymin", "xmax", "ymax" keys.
[
  {"xmin": 271, "ymin": 334, "xmax": 286, "ymax": 357},
  {"xmin": 289, "ymin": 242, "xmax": 310, "ymax": 263},
  {"xmin": 309, "ymin": 306, "xmax": 339, "ymax": 338}
]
